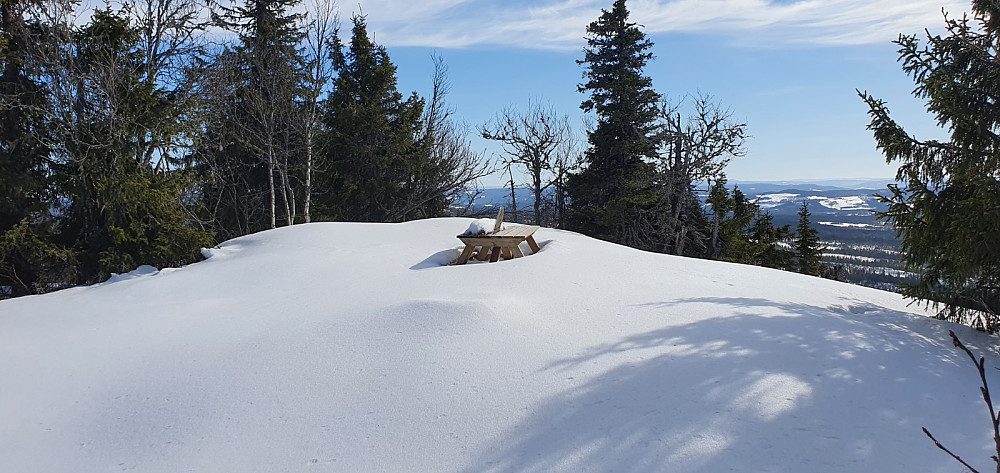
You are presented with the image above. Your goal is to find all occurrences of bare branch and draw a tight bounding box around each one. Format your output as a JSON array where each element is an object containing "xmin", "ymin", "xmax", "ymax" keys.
[
  {"xmin": 481, "ymin": 100, "xmax": 572, "ymax": 226},
  {"xmin": 924, "ymin": 330, "xmax": 1000, "ymax": 473}
]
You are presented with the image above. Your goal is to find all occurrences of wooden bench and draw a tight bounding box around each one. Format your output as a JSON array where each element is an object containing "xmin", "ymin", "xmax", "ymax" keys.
[{"xmin": 455, "ymin": 208, "xmax": 540, "ymax": 265}]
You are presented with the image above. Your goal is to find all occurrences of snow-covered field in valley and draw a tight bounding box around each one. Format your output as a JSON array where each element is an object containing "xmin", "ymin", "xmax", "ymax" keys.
[{"xmin": 1, "ymin": 218, "xmax": 997, "ymax": 472}]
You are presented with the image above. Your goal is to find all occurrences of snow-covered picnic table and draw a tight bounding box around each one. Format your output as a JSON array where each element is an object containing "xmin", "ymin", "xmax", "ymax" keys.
[{"xmin": 455, "ymin": 208, "xmax": 540, "ymax": 264}]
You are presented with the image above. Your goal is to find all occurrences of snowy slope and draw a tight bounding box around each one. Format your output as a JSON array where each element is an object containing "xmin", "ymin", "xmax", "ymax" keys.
[{"xmin": 1, "ymin": 218, "xmax": 997, "ymax": 473}]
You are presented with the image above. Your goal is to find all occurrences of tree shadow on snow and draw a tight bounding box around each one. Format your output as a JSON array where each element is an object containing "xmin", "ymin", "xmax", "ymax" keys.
[{"xmin": 461, "ymin": 296, "xmax": 993, "ymax": 473}]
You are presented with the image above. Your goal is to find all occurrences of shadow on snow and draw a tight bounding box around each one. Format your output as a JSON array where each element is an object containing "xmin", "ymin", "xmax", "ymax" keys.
[{"xmin": 462, "ymin": 297, "xmax": 991, "ymax": 473}]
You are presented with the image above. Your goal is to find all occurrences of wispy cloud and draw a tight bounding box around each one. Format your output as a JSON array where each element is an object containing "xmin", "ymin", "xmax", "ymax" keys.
[{"xmin": 352, "ymin": 0, "xmax": 970, "ymax": 49}]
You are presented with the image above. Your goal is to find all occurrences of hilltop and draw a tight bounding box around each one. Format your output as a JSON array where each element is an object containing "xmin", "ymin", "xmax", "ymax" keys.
[{"xmin": 0, "ymin": 218, "xmax": 996, "ymax": 472}]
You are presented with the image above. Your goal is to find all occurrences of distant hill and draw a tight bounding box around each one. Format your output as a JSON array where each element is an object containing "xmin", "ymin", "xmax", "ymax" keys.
[
  {"xmin": 737, "ymin": 186, "xmax": 892, "ymax": 243},
  {"xmin": 731, "ymin": 178, "xmax": 894, "ymax": 194},
  {"xmin": 733, "ymin": 184, "xmax": 913, "ymax": 291},
  {"xmin": 457, "ymin": 180, "xmax": 912, "ymax": 291}
]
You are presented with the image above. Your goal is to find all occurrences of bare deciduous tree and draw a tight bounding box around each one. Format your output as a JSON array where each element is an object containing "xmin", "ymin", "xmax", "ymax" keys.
[
  {"xmin": 301, "ymin": 0, "xmax": 337, "ymax": 223},
  {"xmin": 549, "ymin": 128, "xmax": 583, "ymax": 228},
  {"xmin": 126, "ymin": 0, "xmax": 208, "ymax": 171},
  {"xmin": 389, "ymin": 54, "xmax": 490, "ymax": 221},
  {"xmin": 653, "ymin": 94, "xmax": 747, "ymax": 255},
  {"xmin": 481, "ymin": 100, "xmax": 572, "ymax": 225}
]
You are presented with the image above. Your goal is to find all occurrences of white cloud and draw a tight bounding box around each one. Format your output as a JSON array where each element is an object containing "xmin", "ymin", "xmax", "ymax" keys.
[{"xmin": 355, "ymin": 0, "xmax": 971, "ymax": 49}]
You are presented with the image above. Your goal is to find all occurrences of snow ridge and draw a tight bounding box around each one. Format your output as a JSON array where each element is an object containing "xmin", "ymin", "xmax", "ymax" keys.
[{"xmin": 0, "ymin": 218, "xmax": 993, "ymax": 473}]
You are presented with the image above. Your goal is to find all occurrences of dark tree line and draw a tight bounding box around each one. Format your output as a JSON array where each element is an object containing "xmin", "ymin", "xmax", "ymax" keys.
[{"xmin": 0, "ymin": 0, "xmax": 487, "ymax": 298}]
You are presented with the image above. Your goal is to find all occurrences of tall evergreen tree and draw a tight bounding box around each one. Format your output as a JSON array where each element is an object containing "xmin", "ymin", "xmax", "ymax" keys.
[
  {"xmin": 52, "ymin": 8, "xmax": 212, "ymax": 282},
  {"xmin": 198, "ymin": 0, "xmax": 306, "ymax": 237},
  {"xmin": 0, "ymin": 0, "xmax": 77, "ymax": 296},
  {"xmin": 860, "ymin": 0, "xmax": 1000, "ymax": 330},
  {"xmin": 1, "ymin": 1, "xmax": 213, "ymax": 293},
  {"xmin": 0, "ymin": 0, "xmax": 47, "ymax": 219},
  {"xmin": 794, "ymin": 202, "xmax": 823, "ymax": 276},
  {"xmin": 567, "ymin": 0, "xmax": 661, "ymax": 245},
  {"xmin": 750, "ymin": 211, "xmax": 795, "ymax": 271},
  {"xmin": 706, "ymin": 177, "xmax": 732, "ymax": 258},
  {"xmin": 316, "ymin": 14, "xmax": 427, "ymax": 222}
]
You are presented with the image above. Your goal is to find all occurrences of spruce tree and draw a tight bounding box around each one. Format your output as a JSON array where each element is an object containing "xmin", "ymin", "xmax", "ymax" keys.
[
  {"xmin": 709, "ymin": 182, "xmax": 793, "ymax": 270},
  {"xmin": 751, "ymin": 211, "xmax": 795, "ymax": 271},
  {"xmin": 316, "ymin": 14, "xmax": 427, "ymax": 222},
  {"xmin": 1, "ymin": 2, "xmax": 213, "ymax": 292},
  {"xmin": 859, "ymin": 0, "xmax": 1000, "ymax": 330},
  {"xmin": 0, "ymin": 0, "xmax": 77, "ymax": 296},
  {"xmin": 794, "ymin": 202, "xmax": 823, "ymax": 276},
  {"xmin": 567, "ymin": 0, "xmax": 661, "ymax": 245},
  {"xmin": 53, "ymin": 8, "xmax": 212, "ymax": 282},
  {"xmin": 707, "ymin": 177, "xmax": 732, "ymax": 258},
  {"xmin": 0, "ymin": 1, "xmax": 47, "ymax": 221}
]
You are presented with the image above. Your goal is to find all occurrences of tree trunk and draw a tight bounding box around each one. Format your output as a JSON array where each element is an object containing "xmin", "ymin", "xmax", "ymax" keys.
[
  {"xmin": 711, "ymin": 215, "xmax": 720, "ymax": 258},
  {"xmin": 508, "ymin": 167, "xmax": 518, "ymax": 223},
  {"xmin": 279, "ymin": 156, "xmax": 292, "ymax": 226},
  {"xmin": 708, "ymin": 177, "xmax": 720, "ymax": 258},
  {"xmin": 555, "ymin": 179, "xmax": 565, "ymax": 228},
  {"xmin": 533, "ymin": 165, "xmax": 542, "ymax": 225},
  {"xmin": 304, "ymin": 128, "xmax": 313, "ymax": 223},
  {"xmin": 676, "ymin": 226, "xmax": 687, "ymax": 256},
  {"xmin": 268, "ymin": 148, "xmax": 276, "ymax": 229}
]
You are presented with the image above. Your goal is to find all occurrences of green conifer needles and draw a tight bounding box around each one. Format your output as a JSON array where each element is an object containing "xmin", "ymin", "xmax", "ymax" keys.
[{"xmin": 860, "ymin": 0, "xmax": 1000, "ymax": 330}]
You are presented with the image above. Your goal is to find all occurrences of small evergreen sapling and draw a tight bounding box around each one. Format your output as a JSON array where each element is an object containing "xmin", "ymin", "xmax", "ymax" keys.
[{"xmin": 794, "ymin": 202, "xmax": 824, "ymax": 276}]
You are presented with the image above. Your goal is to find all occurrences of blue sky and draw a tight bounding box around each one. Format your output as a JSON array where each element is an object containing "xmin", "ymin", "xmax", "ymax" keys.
[{"xmin": 347, "ymin": 0, "xmax": 965, "ymax": 185}]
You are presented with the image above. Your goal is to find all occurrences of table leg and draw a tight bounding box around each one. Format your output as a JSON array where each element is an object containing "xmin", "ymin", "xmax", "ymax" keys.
[
  {"xmin": 456, "ymin": 245, "xmax": 476, "ymax": 265},
  {"xmin": 511, "ymin": 244, "xmax": 524, "ymax": 258},
  {"xmin": 474, "ymin": 245, "xmax": 492, "ymax": 261},
  {"xmin": 501, "ymin": 247, "xmax": 513, "ymax": 260},
  {"xmin": 489, "ymin": 246, "xmax": 501, "ymax": 262},
  {"xmin": 526, "ymin": 235, "xmax": 540, "ymax": 253}
]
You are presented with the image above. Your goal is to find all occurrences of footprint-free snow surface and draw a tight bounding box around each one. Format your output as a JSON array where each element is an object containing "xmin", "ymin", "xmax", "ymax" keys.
[{"xmin": 2, "ymin": 218, "xmax": 998, "ymax": 472}]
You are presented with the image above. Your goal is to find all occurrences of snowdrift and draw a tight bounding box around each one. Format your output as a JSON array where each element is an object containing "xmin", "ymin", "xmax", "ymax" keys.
[{"xmin": 1, "ymin": 218, "xmax": 997, "ymax": 472}]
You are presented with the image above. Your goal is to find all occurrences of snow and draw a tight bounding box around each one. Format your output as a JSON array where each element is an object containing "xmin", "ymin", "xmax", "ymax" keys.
[
  {"xmin": 1, "ymin": 218, "xmax": 998, "ymax": 473},
  {"xmin": 460, "ymin": 217, "xmax": 505, "ymax": 235},
  {"xmin": 819, "ymin": 221, "xmax": 883, "ymax": 229},
  {"xmin": 99, "ymin": 265, "xmax": 160, "ymax": 285},
  {"xmin": 755, "ymin": 194, "xmax": 875, "ymax": 212},
  {"xmin": 756, "ymin": 192, "xmax": 799, "ymax": 208},
  {"xmin": 823, "ymin": 253, "xmax": 880, "ymax": 263},
  {"xmin": 810, "ymin": 195, "xmax": 872, "ymax": 211}
]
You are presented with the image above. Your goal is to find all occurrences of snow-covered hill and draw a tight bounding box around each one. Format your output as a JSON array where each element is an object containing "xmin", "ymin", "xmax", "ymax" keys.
[{"xmin": 1, "ymin": 218, "xmax": 996, "ymax": 472}]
